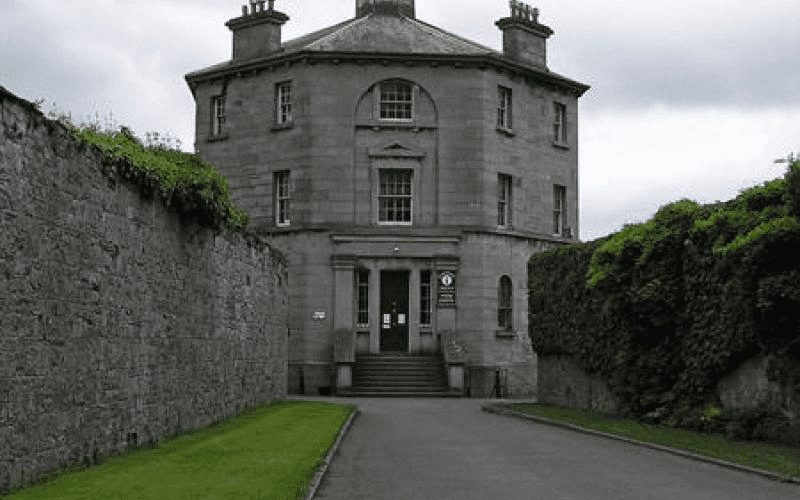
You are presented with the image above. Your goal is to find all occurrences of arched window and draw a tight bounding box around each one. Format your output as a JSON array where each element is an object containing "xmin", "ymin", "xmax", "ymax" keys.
[{"xmin": 498, "ymin": 276, "xmax": 513, "ymax": 330}]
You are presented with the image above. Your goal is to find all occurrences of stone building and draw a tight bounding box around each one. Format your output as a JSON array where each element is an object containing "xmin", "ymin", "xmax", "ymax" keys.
[{"xmin": 185, "ymin": 0, "xmax": 589, "ymax": 397}]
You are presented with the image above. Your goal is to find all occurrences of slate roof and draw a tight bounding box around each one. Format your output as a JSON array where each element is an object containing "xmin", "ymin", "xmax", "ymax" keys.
[
  {"xmin": 186, "ymin": 11, "xmax": 589, "ymax": 96},
  {"xmin": 280, "ymin": 14, "xmax": 499, "ymax": 56}
]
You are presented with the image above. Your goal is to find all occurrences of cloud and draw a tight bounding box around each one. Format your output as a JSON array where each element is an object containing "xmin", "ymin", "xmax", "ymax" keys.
[
  {"xmin": 579, "ymin": 105, "xmax": 800, "ymax": 240},
  {"xmin": 2, "ymin": 0, "xmax": 799, "ymax": 241}
]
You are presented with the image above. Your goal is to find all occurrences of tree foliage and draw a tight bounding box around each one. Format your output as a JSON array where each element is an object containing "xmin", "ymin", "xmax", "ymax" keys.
[{"xmin": 530, "ymin": 160, "xmax": 800, "ymax": 431}]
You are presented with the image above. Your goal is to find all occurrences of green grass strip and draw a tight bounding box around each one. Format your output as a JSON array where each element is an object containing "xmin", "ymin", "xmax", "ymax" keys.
[
  {"xmin": 6, "ymin": 400, "xmax": 355, "ymax": 500},
  {"xmin": 497, "ymin": 403, "xmax": 800, "ymax": 479}
]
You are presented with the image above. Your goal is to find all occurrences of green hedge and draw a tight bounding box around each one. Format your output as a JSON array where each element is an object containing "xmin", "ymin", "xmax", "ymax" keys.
[{"xmin": 529, "ymin": 161, "xmax": 800, "ymax": 439}]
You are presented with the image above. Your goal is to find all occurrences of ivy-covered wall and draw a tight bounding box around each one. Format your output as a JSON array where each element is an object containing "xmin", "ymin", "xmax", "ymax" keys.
[
  {"xmin": 0, "ymin": 86, "xmax": 288, "ymax": 492},
  {"xmin": 529, "ymin": 159, "xmax": 800, "ymax": 442}
]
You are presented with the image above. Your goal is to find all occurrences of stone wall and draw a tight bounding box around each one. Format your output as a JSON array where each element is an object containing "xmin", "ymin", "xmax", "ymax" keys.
[
  {"xmin": 717, "ymin": 355, "xmax": 798, "ymax": 418},
  {"xmin": 536, "ymin": 355, "xmax": 619, "ymax": 413},
  {"xmin": 0, "ymin": 86, "xmax": 288, "ymax": 492},
  {"xmin": 538, "ymin": 353, "xmax": 799, "ymax": 419}
]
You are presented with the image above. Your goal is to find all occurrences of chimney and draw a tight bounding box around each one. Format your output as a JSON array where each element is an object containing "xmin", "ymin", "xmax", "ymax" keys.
[
  {"xmin": 226, "ymin": 0, "xmax": 289, "ymax": 61},
  {"xmin": 495, "ymin": 1, "xmax": 553, "ymax": 68},
  {"xmin": 356, "ymin": 0, "xmax": 415, "ymax": 18}
]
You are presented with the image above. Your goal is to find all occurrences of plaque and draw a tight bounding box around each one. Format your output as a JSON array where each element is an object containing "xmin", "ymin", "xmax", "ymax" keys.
[{"xmin": 437, "ymin": 271, "xmax": 456, "ymax": 308}]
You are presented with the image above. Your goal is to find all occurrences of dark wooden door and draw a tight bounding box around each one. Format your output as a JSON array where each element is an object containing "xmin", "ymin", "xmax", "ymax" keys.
[{"xmin": 380, "ymin": 271, "xmax": 410, "ymax": 352}]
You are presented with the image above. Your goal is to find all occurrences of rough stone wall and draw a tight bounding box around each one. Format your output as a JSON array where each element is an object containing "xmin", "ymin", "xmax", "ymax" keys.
[
  {"xmin": 717, "ymin": 355, "xmax": 798, "ymax": 418},
  {"xmin": 537, "ymin": 355, "xmax": 619, "ymax": 413},
  {"xmin": 0, "ymin": 86, "xmax": 288, "ymax": 492}
]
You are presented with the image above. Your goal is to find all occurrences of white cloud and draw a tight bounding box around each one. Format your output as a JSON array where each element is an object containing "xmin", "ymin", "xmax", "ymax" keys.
[{"xmin": 579, "ymin": 106, "xmax": 800, "ymax": 240}]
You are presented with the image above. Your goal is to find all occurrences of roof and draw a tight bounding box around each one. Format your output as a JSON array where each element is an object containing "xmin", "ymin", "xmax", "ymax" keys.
[
  {"xmin": 280, "ymin": 14, "xmax": 499, "ymax": 56},
  {"xmin": 186, "ymin": 12, "xmax": 589, "ymax": 96}
]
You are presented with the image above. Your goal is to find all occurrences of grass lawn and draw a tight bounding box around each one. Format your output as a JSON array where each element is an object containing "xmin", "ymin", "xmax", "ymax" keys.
[
  {"xmin": 493, "ymin": 403, "xmax": 800, "ymax": 480},
  {"xmin": 4, "ymin": 400, "xmax": 355, "ymax": 500}
]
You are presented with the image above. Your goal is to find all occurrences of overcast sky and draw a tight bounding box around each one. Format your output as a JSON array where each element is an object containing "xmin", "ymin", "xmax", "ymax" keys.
[{"xmin": 2, "ymin": 0, "xmax": 799, "ymax": 241}]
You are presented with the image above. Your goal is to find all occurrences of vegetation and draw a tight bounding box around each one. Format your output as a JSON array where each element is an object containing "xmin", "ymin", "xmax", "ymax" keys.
[
  {"xmin": 529, "ymin": 157, "xmax": 800, "ymax": 440},
  {"xmin": 493, "ymin": 403, "xmax": 800, "ymax": 480},
  {"xmin": 2, "ymin": 400, "xmax": 355, "ymax": 500},
  {"xmin": 45, "ymin": 106, "xmax": 249, "ymax": 228}
]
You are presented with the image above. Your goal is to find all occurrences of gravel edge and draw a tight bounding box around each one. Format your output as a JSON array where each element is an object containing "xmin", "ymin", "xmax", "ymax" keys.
[
  {"xmin": 304, "ymin": 407, "xmax": 361, "ymax": 500},
  {"xmin": 482, "ymin": 405, "xmax": 800, "ymax": 485}
]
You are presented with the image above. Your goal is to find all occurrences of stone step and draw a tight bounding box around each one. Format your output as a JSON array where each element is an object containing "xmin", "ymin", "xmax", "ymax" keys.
[{"xmin": 337, "ymin": 387, "xmax": 462, "ymax": 398}]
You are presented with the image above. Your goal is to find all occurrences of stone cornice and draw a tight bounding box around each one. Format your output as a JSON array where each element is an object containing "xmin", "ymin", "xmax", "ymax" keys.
[{"xmin": 185, "ymin": 50, "xmax": 590, "ymax": 97}]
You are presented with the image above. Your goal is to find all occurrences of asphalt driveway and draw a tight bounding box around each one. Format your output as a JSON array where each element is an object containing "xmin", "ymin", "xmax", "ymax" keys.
[{"xmin": 291, "ymin": 396, "xmax": 799, "ymax": 500}]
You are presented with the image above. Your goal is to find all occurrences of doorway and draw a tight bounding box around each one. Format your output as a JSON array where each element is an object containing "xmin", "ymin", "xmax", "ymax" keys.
[{"xmin": 380, "ymin": 271, "xmax": 410, "ymax": 352}]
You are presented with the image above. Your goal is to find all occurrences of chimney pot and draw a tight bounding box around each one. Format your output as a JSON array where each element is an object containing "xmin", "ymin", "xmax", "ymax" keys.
[
  {"xmin": 227, "ymin": 1, "xmax": 289, "ymax": 61},
  {"xmin": 496, "ymin": 3, "xmax": 553, "ymax": 68}
]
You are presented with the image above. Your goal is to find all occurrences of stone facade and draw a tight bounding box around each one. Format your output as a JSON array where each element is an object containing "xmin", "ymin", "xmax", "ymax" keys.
[
  {"xmin": 186, "ymin": 0, "xmax": 588, "ymax": 397},
  {"xmin": 0, "ymin": 85, "xmax": 288, "ymax": 492}
]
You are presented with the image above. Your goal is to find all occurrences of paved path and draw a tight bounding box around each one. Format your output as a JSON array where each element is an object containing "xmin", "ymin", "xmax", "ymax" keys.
[{"xmin": 292, "ymin": 397, "xmax": 799, "ymax": 500}]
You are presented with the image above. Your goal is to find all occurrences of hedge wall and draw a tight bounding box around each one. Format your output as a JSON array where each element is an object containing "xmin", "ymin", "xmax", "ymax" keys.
[{"xmin": 529, "ymin": 161, "xmax": 800, "ymax": 428}]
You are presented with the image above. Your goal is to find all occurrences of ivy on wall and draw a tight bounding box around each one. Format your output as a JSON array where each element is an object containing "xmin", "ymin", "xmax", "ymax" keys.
[
  {"xmin": 529, "ymin": 160, "xmax": 800, "ymax": 423},
  {"xmin": 43, "ymin": 107, "xmax": 249, "ymax": 229}
]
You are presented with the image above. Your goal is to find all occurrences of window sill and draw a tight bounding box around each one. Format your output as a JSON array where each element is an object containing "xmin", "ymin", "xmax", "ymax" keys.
[
  {"xmin": 552, "ymin": 141, "xmax": 570, "ymax": 150},
  {"xmin": 495, "ymin": 330, "xmax": 515, "ymax": 340},
  {"xmin": 420, "ymin": 327, "xmax": 433, "ymax": 333},
  {"xmin": 496, "ymin": 126, "xmax": 515, "ymax": 137},
  {"xmin": 377, "ymin": 222, "xmax": 413, "ymax": 226},
  {"xmin": 271, "ymin": 122, "xmax": 294, "ymax": 132},
  {"xmin": 206, "ymin": 133, "xmax": 229, "ymax": 143}
]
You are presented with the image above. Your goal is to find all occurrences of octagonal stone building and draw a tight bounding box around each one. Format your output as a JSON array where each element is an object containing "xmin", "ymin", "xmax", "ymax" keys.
[{"xmin": 186, "ymin": 0, "xmax": 589, "ymax": 397}]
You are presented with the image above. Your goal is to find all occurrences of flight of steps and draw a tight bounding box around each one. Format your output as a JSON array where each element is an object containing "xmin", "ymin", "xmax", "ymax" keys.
[{"xmin": 337, "ymin": 354, "xmax": 462, "ymax": 397}]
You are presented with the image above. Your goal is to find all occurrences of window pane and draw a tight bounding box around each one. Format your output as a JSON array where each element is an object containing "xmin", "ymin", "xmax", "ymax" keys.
[
  {"xmin": 278, "ymin": 83, "xmax": 292, "ymax": 124},
  {"xmin": 420, "ymin": 270, "xmax": 431, "ymax": 325},
  {"xmin": 275, "ymin": 171, "xmax": 291, "ymax": 225},
  {"xmin": 357, "ymin": 269, "xmax": 369, "ymax": 325},
  {"xmin": 378, "ymin": 170, "xmax": 413, "ymax": 223},
  {"xmin": 498, "ymin": 276, "xmax": 513, "ymax": 330},
  {"xmin": 380, "ymin": 82, "xmax": 413, "ymax": 120}
]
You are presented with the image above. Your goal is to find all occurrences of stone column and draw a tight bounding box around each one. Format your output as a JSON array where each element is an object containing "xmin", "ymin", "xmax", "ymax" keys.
[
  {"xmin": 435, "ymin": 256, "xmax": 462, "ymax": 391},
  {"xmin": 331, "ymin": 255, "xmax": 356, "ymax": 389}
]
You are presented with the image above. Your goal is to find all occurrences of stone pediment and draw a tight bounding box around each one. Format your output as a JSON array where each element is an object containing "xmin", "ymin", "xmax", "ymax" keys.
[{"xmin": 368, "ymin": 141, "xmax": 426, "ymax": 159}]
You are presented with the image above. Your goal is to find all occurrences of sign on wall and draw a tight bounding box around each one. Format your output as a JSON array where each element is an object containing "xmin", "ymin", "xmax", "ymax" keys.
[{"xmin": 437, "ymin": 271, "xmax": 456, "ymax": 308}]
